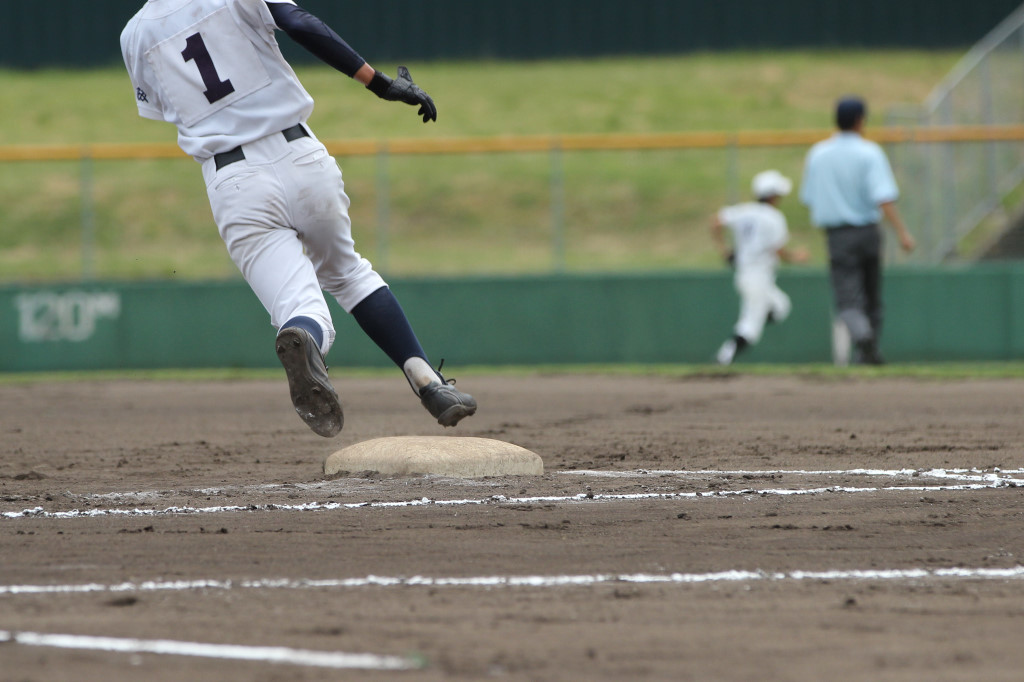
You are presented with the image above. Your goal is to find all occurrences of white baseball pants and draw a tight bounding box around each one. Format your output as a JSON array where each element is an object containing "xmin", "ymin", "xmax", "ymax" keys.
[
  {"xmin": 201, "ymin": 128, "xmax": 386, "ymax": 355},
  {"xmin": 732, "ymin": 267, "xmax": 791, "ymax": 344}
]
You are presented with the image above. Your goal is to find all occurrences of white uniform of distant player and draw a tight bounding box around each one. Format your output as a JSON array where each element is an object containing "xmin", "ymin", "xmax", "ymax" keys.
[
  {"xmin": 121, "ymin": 0, "xmax": 384, "ymax": 351},
  {"xmin": 714, "ymin": 170, "xmax": 802, "ymax": 365}
]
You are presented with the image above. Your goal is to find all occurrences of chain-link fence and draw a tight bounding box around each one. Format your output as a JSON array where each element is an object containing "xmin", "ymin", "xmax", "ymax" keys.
[{"xmin": 886, "ymin": 2, "xmax": 1024, "ymax": 263}]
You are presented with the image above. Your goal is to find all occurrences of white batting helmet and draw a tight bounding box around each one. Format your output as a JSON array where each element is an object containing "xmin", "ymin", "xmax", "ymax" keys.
[{"xmin": 752, "ymin": 170, "xmax": 792, "ymax": 199}]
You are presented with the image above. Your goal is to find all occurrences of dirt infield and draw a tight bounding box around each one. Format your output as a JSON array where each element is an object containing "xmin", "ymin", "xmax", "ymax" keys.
[{"xmin": 2, "ymin": 372, "xmax": 1023, "ymax": 681}]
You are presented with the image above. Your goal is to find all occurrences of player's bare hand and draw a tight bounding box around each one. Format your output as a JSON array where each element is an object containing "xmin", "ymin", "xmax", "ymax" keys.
[
  {"xmin": 899, "ymin": 231, "xmax": 916, "ymax": 253},
  {"xmin": 367, "ymin": 66, "xmax": 438, "ymax": 123}
]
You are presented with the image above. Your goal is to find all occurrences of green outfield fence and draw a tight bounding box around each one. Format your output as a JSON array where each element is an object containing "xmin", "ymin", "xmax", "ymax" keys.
[
  {"xmin": 3, "ymin": 0, "xmax": 1021, "ymax": 68},
  {"xmin": 3, "ymin": 265, "xmax": 1024, "ymax": 372}
]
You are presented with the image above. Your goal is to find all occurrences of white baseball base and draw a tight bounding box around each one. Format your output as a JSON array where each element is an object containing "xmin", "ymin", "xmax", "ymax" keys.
[{"xmin": 324, "ymin": 436, "xmax": 544, "ymax": 478}]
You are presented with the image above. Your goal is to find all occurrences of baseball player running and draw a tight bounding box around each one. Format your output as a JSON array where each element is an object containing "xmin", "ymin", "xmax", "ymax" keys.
[
  {"xmin": 711, "ymin": 170, "xmax": 809, "ymax": 365},
  {"xmin": 120, "ymin": 0, "xmax": 476, "ymax": 436}
]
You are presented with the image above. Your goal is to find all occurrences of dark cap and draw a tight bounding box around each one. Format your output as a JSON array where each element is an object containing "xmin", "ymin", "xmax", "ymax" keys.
[{"xmin": 836, "ymin": 96, "xmax": 866, "ymax": 130}]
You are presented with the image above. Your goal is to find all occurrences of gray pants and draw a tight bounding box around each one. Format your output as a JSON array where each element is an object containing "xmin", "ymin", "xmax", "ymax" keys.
[{"xmin": 825, "ymin": 224, "xmax": 882, "ymax": 345}]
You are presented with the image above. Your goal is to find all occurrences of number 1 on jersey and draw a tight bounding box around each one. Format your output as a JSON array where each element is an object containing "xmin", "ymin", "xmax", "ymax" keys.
[{"xmin": 181, "ymin": 33, "xmax": 235, "ymax": 104}]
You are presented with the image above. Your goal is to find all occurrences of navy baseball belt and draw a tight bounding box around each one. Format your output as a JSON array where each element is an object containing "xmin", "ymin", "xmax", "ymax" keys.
[{"xmin": 214, "ymin": 124, "xmax": 310, "ymax": 170}]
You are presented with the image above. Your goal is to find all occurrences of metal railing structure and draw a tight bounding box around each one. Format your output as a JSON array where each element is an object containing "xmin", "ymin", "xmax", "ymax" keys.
[
  {"xmin": 3, "ymin": 126, "xmax": 1024, "ymax": 278},
  {"xmin": 885, "ymin": 2, "xmax": 1024, "ymax": 262}
]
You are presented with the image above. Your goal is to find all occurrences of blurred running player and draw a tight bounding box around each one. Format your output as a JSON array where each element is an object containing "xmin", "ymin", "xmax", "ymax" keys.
[{"xmin": 712, "ymin": 170, "xmax": 809, "ymax": 365}]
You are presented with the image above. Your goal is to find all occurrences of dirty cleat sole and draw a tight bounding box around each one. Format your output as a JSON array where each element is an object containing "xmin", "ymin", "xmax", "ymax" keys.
[
  {"xmin": 434, "ymin": 401, "xmax": 476, "ymax": 427},
  {"xmin": 275, "ymin": 327, "xmax": 343, "ymax": 437}
]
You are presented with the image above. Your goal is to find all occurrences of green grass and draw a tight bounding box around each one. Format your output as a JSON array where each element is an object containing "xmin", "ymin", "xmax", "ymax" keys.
[
  {"xmin": 0, "ymin": 51, "xmax": 962, "ymax": 281},
  {"xmin": 5, "ymin": 362, "xmax": 1024, "ymax": 385}
]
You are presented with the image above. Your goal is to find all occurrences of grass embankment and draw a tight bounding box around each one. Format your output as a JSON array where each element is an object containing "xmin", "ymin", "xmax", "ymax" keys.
[{"xmin": 0, "ymin": 51, "xmax": 960, "ymax": 281}]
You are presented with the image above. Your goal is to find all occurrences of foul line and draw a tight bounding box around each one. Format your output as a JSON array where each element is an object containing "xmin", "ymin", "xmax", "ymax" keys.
[
  {"xmin": 3, "ymin": 566, "xmax": 1023, "ymax": 597},
  {"xmin": 0, "ymin": 630, "xmax": 418, "ymax": 670}
]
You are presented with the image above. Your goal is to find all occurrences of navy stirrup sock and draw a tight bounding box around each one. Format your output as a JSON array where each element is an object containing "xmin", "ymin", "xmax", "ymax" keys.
[
  {"xmin": 351, "ymin": 286, "xmax": 427, "ymax": 368},
  {"xmin": 281, "ymin": 315, "xmax": 324, "ymax": 350}
]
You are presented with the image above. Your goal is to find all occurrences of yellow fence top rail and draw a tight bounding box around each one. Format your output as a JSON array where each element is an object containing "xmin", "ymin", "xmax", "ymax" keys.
[{"xmin": 2, "ymin": 125, "xmax": 1023, "ymax": 162}]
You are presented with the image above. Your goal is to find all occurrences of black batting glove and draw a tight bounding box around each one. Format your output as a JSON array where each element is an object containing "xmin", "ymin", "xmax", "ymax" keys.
[{"xmin": 366, "ymin": 66, "xmax": 437, "ymax": 123}]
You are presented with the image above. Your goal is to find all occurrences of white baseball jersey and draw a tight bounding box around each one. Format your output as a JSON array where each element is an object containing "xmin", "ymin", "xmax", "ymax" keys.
[
  {"xmin": 121, "ymin": 0, "xmax": 312, "ymax": 161},
  {"xmin": 717, "ymin": 201, "xmax": 789, "ymax": 275},
  {"xmin": 121, "ymin": 0, "xmax": 387, "ymax": 355}
]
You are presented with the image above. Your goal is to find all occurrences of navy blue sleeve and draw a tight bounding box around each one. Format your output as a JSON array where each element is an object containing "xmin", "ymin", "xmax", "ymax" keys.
[{"xmin": 265, "ymin": 2, "xmax": 367, "ymax": 77}]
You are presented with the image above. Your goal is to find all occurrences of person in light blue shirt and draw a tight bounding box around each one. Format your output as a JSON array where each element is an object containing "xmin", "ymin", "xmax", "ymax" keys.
[{"xmin": 801, "ymin": 96, "xmax": 915, "ymax": 365}]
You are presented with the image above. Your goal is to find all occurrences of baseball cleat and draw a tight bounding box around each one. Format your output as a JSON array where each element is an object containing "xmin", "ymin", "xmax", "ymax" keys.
[
  {"xmin": 855, "ymin": 340, "xmax": 886, "ymax": 366},
  {"xmin": 716, "ymin": 339, "xmax": 737, "ymax": 365},
  {"xmin": 275, "ymin": 327, "xmax": 344, "ymax": 437},
  {"xmin": 419, "ymin": 379, "xmax": 477, "ymax": 427}
]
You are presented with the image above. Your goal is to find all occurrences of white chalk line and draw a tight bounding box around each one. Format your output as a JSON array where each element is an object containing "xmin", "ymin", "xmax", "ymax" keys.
[
  {"xmin": 0, "ymin": 630, "xmax": 418, "ymax": 671},
  {"xmin": 6, "ymin": 567, "xmax": 1020, "ymax": 669},
  {"xmin": 3, "ymin": 566, "xmax": 1023, "ymax": 598},
  {"xmin": 5, "ymin": 471, "xmax": 1019, "ymax": 670},
  {"xmin": 78, "ymin": 467, "xmax": 1024, "ymax": 504},
  {"xmin": 46, "ymin": 468, "xmax": 1024, "ymax": 509},
  {"xmin": 4, "ymin": 481, "xmax": 1021, "ymax": 521},
  {"xmin": 560, "ymin": 468, "xmax": 1024, "ymax": 482},
  {"xmin": 3, "ymin": 468, "xmax": 1020, "ymax": 521}
]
